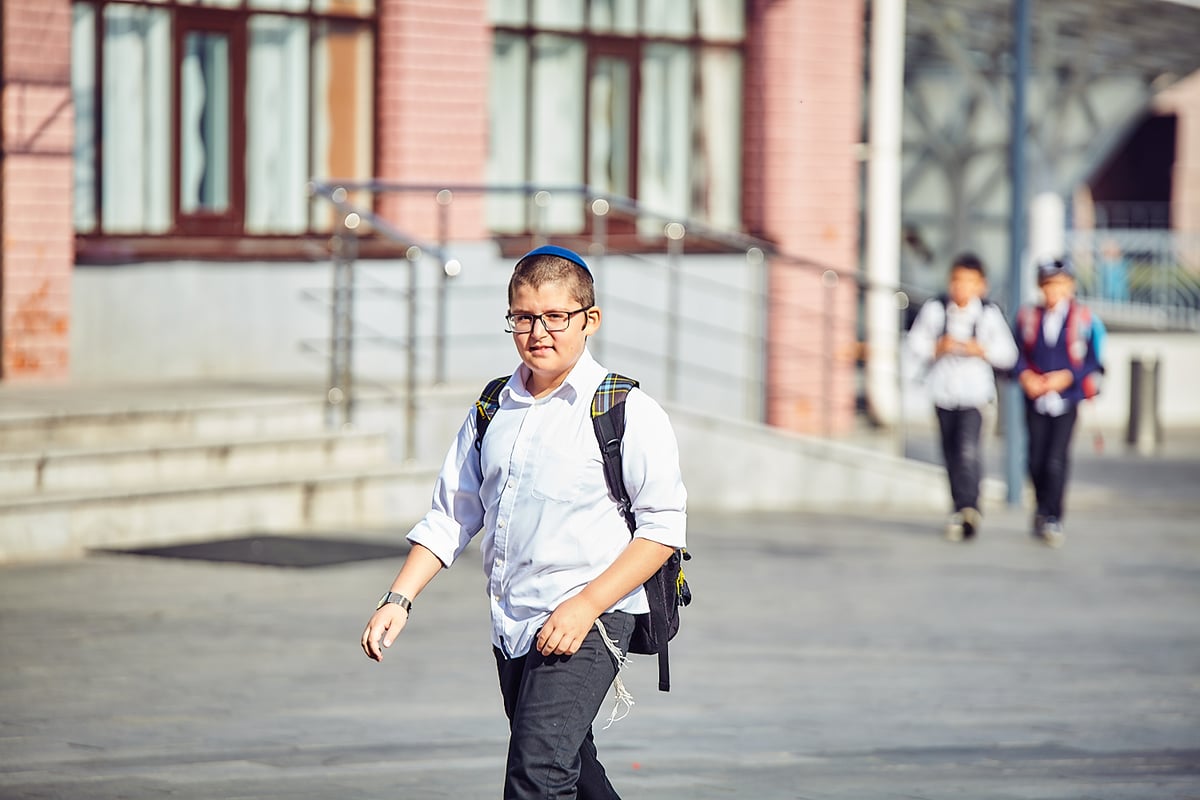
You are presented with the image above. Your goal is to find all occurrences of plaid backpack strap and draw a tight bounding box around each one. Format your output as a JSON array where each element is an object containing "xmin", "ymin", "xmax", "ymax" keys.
[
  {"xmin": 591, "ymin": 373, "xmax": 639, "ymax": 533},
  {"xmin": 473, "ymin": 376, "xmax": 511, "ymax": 451}
]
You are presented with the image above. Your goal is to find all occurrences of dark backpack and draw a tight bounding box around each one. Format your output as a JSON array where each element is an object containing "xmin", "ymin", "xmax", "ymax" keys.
[{"xmin": 474, "ymin": 372, "xmax": 692, "ymax": 692}]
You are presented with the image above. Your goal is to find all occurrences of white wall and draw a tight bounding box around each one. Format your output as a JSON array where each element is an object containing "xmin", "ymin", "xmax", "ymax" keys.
[{"xmin": 70, "ymin": 249, "xmax": 766, "ymax": 422}]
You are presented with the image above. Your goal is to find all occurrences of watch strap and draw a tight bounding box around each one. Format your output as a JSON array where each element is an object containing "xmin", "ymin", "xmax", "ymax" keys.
[{"xmin": 377, "ymin": 591, "xmax": 413, "ymax": 613}]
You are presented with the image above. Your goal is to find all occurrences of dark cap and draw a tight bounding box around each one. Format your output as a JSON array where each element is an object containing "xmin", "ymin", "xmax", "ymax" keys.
[
  {"xmin": 1036, "ymin": 257, "xmax": 1075, "ymax": 283},
  {"xmin": 516, "ymin": 245, "xmax": 592, "ymax": 277}
]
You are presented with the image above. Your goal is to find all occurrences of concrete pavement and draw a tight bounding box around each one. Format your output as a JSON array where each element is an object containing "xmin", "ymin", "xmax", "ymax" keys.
[{"xmin": 2, "ymin": 430, "xmax": 1199, "ymax": 800}]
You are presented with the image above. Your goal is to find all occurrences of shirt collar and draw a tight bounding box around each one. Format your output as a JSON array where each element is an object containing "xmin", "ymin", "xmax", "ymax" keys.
[
  {"xmin": 1046, "ymin": 298, "xmax": 1070, "ymax": 317},
  {"xmin": 948, "ymin": 297, "xmax": 982, "ymax": 315},
  {"xmin": 503, "ymin": 347, "xmax": 605, "ymax": 406}
]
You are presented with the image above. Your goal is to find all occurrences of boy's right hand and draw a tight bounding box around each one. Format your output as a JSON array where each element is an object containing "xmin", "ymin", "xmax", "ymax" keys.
[
  {"xmin": 1019, "ymin": 369, "xmax": 1047, "ymax": 398},
  {"xmin": 361, "ymin": 606, "xmax": 410, "ymax": 662}
]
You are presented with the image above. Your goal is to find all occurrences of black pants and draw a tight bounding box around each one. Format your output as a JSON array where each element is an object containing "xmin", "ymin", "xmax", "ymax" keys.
[
  {"xmin": 936, "ymin": 406, "xmax": 983, "ymax": 512},
  {"xmin": 494, "ymin": 610, "xmax": 635, "ymax": 800},
  {"xmin": 1025, "ymin": 401, "xmax": 1078, "ymax": 521}
]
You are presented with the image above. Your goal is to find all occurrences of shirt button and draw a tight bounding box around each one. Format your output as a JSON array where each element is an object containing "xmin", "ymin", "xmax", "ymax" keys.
[
  {"xmin": 497, "ymin": 519, "xmax": 506, "ymax": 529},
  {"xmin": 506, "ymin": 480, "xmax": 515, "ymax": 490}
]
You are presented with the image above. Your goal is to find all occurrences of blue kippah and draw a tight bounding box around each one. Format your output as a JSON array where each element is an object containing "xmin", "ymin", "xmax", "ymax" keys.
[{"xmin": 517, "ymin": 244, "xmax": 592, "ymax": 277}]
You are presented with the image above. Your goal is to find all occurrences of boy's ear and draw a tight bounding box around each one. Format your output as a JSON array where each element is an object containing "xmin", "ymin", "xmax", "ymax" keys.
[{"xmin": 583, "ymin": 306, "xmax": 602, "ymax": 335}]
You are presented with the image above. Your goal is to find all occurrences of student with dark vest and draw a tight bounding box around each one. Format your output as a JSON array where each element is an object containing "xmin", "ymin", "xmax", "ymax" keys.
[{"xmin": 1014, "ymin": 257, "xmax": 1106, "ymax": 548}]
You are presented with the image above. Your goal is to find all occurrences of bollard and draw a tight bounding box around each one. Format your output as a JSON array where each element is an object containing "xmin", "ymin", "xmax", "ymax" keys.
[{"xmin": 1126, "ymin": 355, "xmax": 1162, "ymax": 455}]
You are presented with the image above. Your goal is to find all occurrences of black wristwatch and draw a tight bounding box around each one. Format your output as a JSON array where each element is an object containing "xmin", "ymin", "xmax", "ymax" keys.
[{"xmin": 376, "ymin": 591, "xmax": 413, "ymax": 614}]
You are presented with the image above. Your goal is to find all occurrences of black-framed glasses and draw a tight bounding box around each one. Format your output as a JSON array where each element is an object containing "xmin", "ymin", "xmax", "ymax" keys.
[{"xmin": 505, "ymin": 307, "xmax": 592, "ymax": 334}]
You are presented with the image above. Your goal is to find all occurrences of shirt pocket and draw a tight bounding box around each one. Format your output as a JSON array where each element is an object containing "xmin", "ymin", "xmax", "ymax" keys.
[{"xmin": 530, "ymin": 440, "xmax": 586, "ymax": 503}]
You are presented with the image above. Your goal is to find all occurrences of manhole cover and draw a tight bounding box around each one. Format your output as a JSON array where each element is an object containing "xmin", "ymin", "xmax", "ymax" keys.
[{"xmin": 98, "ymin": 534, "xmax": 409, "ymax": 568}]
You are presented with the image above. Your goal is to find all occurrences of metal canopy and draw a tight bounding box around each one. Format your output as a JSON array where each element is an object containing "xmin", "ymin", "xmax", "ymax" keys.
[
  {"xmin": 906, "ymin": 0, "xmax": 1200, "ymax": 83},
  {"xmin": 890, "ymin": 0, "xmax": 1200, "ymax": 292}
]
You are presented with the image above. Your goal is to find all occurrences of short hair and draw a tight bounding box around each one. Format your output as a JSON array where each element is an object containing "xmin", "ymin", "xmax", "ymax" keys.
[
  {"xmin": 508, "ymin": 251, "xmax": 595, "ymax": 308},
  {"xmin": 950, "ymin": 252, "xmax": 986, "ymax": 278}
]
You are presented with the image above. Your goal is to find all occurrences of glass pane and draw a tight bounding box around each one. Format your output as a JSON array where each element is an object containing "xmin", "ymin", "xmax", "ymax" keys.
[
  {"xmin": 312, "ymin": 0, "xmax": 375, "ymax": 15},
  {"xmin": 530, "ymin": 34, "xmax": 585, "ymax": 232},
  {"xmin": 101, "ymin": 4, "xmax": 171, "ymax": 233},
  {"xmin": 72, "ymin": 3, "xmax": 97, "ymax": 232},
  {"xmin": 533, "ymin": 0, "xmax": 583, "ymax": 30},
  {"xmin": 250, "ymin": 0, "xmax": 310, "ymax": 9},
  {"xmin": 643, "ymin": 0, "xmax": 693, "ymax": 37},
  {"xmin": 176, "ymin": 0, "xmax": 243, "ymax": 6},
  {"xmin": 588, "ymin": 56, "xmax": 631, "ymax": 199},
  {"xmin": 487, "ymin": 33, "xmax": 529, "ymax": 232},
  {"xmin": 247, "ymin": 15, "xmax": 310, "ymax": 233},
  {"xmin": 638, "ymin": 43, "xmax": 691, "ymax": 234},
  {"xmin": 489, "ymin": 0, "xmax": 526, "ymax": 26},
  {"xmin": 310, "ymin": 21, "xmax": 375, "ymax": 231},
  {"xmin": 589, "ymin": 0, "xmax": 636, "ymax": 34},
  {"xmin": 698, "ymin": 48, "xmax": 742, "ymax": 228},
  {"xmin": 697, "ymin": 0, "xmax": 744, "ymax": 41},
  {"xmin": 180, "ymin": 31, "xmax": 231, "ymax": 214}
]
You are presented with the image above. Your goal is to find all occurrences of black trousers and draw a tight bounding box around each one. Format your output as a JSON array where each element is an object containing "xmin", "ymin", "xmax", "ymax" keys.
[
  {"xmin": 494, "ymin": 610, "xmax": 635, "ymax": 800},
  {"xmin": 936, "ymin": 406, "xmax": 984, "ymax": 512},
  {"xmin": 1025, "ymin": 401, "xmax": 1078, "ymax": 521}
]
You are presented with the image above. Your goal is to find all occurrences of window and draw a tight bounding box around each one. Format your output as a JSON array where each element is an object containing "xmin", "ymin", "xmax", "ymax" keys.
[
  {"xmin": 72, "ymin": 0, "xmax": 376, "ymax": 244},
  {"xmin": 487, "ymin": 0, "xmax": 744, "ymax": 236}
]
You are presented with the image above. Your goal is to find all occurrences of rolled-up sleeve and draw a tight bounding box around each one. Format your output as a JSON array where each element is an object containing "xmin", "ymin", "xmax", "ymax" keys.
[
  {"xmin": 982, "ymin": 306, "xmax": 1019, "ymax": 371},
  {"xmin": 406, "ymin": 411, "xmax": 486, "ymax": 567},
  {"xmin": 620, "ymin": 390, "xmax": 687, "ymax": 549}
]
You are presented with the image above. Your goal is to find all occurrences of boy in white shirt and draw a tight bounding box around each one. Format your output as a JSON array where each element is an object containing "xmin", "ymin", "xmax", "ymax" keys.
[
  {"xmin": 361, "ymin": 245, "xmax": 687, "ymax": 799},
  {"xmin": 906, "ymin": 253, "xmax": 1018, "ymax": 542}
]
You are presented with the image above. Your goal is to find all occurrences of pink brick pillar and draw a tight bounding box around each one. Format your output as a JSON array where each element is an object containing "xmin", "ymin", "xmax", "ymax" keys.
[
  {"xmin": 376, "ymin": 0, "xmax": 491, "ymax": 243},
  {"xmin": 1, "ymin": 0, "xmax": 75, "ymax": 381},
  {"xmin": 745, "ymin": 0, "xmax": 863, "ymax": 435}
]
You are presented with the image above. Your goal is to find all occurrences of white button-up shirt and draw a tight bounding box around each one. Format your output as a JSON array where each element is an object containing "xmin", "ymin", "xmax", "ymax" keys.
[
  {"xmin": 905, "ymin": 296, "xmax": 1018, "ymax": 410},
  {"xmin": 407, "ymin": 349, "xmax": 688, "ymax": 658}
]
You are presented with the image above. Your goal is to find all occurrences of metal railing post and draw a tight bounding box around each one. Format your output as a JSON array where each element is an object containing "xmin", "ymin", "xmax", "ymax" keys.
[
  {"xmin": 327, "ymin": 200, "xmax": 360, "ymax": 429},
  {"xmin": 821, "ymin": 269, "xmax": 839, "ymax": 438},
  {"xmin": 404, "ymin": 245, "xmax": 421, "ymax": 460},
  {"xmin": 590, "ymin": 197, "xmax": 609, "ymax": 362},
  {"xmin": 665, "ymin": 222, "xmax": 686, "ymax": 404},
  {"xmin": 435, "ymin": 189, "xmax": 453, "ymax": 385},
  {"xmin": 532, "ymin": 190, "xmax": 550, "ymax": 247},
  {"xmin": 746, "ymin": 246, "xmax": 767, "ymax": 423}
]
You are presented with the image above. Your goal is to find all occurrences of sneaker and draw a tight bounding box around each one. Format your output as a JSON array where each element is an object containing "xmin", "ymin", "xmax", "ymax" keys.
[
  {"xmin": 944, "ymin": 512, "xmax": 965, "ymax": 542},
  {"xmin": 1042, "ymin": 518, "xmax": 1065, "ymax": 549},
  {"xmin": 961, "ymin": 507, "xmax": 982, "ymax": 540},
  {"xmin": 1031, "ymin": 513, "xmax": 1047, "ymax": 541}
]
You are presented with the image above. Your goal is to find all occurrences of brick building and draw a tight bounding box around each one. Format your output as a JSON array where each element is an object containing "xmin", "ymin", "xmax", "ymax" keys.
[{"xmin": 0, "ymin": 0, "xmax": 863, "ymax": 435}]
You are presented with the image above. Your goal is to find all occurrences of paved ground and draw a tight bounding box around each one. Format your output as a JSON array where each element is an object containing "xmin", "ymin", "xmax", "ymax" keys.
[{"xmin": 2, "ymin": 421, "xmax": 1198, "ymax": 798}]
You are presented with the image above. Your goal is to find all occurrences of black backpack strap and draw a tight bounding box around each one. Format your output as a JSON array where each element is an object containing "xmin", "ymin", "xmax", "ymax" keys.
[
  {"xmin": 591, "ymin": 373, "xmax": 639, "ymax": 533},
  {"xmin": 591, "ymin": 373, "xmax": 671, "ymax": 690},
  {"xmin": 474, "ymin": 375, "xmax": 511, "ymax": 451}
]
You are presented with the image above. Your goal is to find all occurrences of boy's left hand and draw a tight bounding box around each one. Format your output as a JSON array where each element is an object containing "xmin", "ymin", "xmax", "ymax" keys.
[{"xmin": 537, "ymin": 595, "xmax": 601, "ymax": 656}]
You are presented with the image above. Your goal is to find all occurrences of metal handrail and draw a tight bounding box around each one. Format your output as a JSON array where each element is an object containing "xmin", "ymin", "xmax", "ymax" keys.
[{"xmin": 305, "ymin": 181, "xmax": 971, "ymax": 456}]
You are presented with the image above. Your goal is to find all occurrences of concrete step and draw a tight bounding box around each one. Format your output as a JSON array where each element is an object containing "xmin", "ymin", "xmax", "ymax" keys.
[
  {"xmin": 0, "ymin": 430, "xmax": 393, "ymax": 497},
  {"xmin": 0, "ymin": 465, "xmax": 437, "ymax": 562},
  {"xmin": 0, "ymin": 396, "xmax": 327, "ymax": 451}
]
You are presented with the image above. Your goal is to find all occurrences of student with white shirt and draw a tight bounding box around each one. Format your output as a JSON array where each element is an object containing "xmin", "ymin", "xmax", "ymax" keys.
[
  {"xmin": 360, "ymin": 245, "xmax": 687, "ymax": 799},
  {"xmin": 906, "ymin": 252, "xmax": 1018, "ymax": 542},
  {"xmin": 1014, "ymin": 257, "xmax": 1105, "ymax": 548}
]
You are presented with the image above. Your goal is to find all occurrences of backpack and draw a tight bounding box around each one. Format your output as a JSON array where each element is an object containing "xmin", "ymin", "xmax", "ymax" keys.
[{"xmin": 474, "ymin": 372, "xmax": 692, "ymax": 692}]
